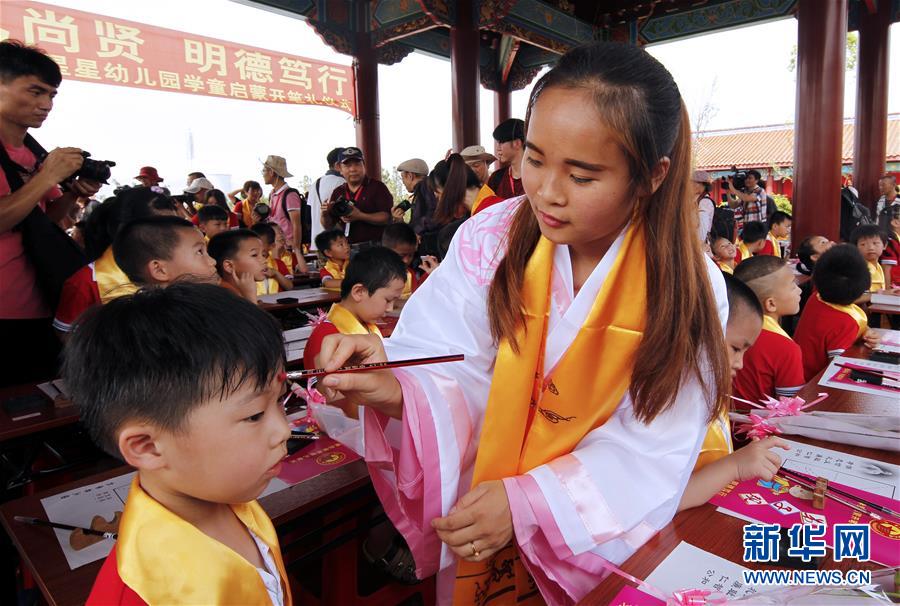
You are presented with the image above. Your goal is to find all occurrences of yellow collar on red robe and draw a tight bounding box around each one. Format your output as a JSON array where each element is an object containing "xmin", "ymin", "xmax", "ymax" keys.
[
  {"xmin": 117, "ymin": 476, "xmax": 291, "ymax": 605},
  {"xmin": 326, "ymin": 302, "xmax": 381, "ymax": 337},
  {"xmin": 95, "ymin": 247, "xmax": 138, "ymax": 304},
  {"xmin": 817, "ymin": 294, "xmax": 868, "ymax": 338}
]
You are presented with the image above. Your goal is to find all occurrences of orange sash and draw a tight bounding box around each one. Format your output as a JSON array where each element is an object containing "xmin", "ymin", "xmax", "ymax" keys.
[
  {"xmin": 453, "ymin": 225, "xmax": 647, "ymax": 605},
  {"xmin": 256, "ymin": 256, "xmax": 282, "ymax": 296}
]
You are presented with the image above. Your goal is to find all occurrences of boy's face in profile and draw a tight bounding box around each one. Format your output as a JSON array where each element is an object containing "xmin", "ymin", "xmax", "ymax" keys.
[
  {"xmin": 712, "ymin": 238, "xmax": 736, "ymax": 262},
  {"xmin": 771, "ymin": 219, "xmax": 791, "ymax": 239},
  {"xmin": 388, "ymin": 242, "xmax": 417, "ymax": 267},
  {"xmin": 725, "ymin": 312, "xmax": 762, "ymax": 378},
  {"xmin": 228, "ymin": 237, "xmax": 267, "ymax": 281},
  {"xmin": 159, "ymin": 228, "xmax": 219, "ymax": 284},
  {"xmin": 200, "ymin": 219, "xmax": 228, "ymax": 239},
  {"xmin": 809, "ymin": 236, "xmax": 833, "ymax": 261},
  {"xmin": 353, "ymin": 277, "xmax": 406, "ymax": 324},
  {"xmin": 768, "ymin": 265, "xmax": 802, "ymax": 317},
  {"xmin": 132, "ymin": 375, "xmax": 291, "ymax": 505},
  {"xmin": 325, "ymin": 236, "xmax": 351, "ymax": 262},
  {"xmin": 856, "ymin": 235, "xmax": 884, "ymax": 263}
]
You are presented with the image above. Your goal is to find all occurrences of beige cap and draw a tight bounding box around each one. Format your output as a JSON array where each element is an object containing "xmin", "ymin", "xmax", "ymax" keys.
[
  {"xmin": 397, "ymin": 158, "xmax": 429, "ymax": 176},
  {"xmin": 184, "ymin": 177, "xmax": 215, "ymax": 193},
  {"xmin": 263, "ymin": 155, "xmax": 293, "ymax": 178},
  {"xmin": 460, "ymin": 145, "xmax": 496, "ymax": 164},
  {"xmin": 692, "ymin": 170, "xmax": 712, "ymax": 183}
]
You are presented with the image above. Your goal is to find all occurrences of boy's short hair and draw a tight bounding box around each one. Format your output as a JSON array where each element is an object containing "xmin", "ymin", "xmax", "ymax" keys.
[
  {"xmin": 768, "ymin": 210, "xmax": 792, "ymax": 227},
  {"xmin": 340, "ymin": 247, "xmax": 408, "ymax": 299},
  {"xmin": 734, "ymin": 255, "xmax": 787, "ymax": 300},
  {"xmin": 62, "ymin": 283, "xmax": 284, "ymax": 458},
  {"xmin": 724, "ymin": 273, "xmax": 763, "ymax": 323},
  {"xmin": 207, "ymin": 229, "xmax": 259, "ymax": 274},
  {"xmin": 315, "ymin": 229, "xmax": 346, "ymax": 254},
  {"xmin": 849, "ymin": 223, "xmax": 888, "ymax": 246},
  {"xmin": 0, "ymin": 40, "xmax": 62, "ymax": 87},
  {"xmin": 197, "ymin": 204, "xmax": 229, "ymax": 223},
  {"xmin": 381, "ymin": 223, "xmax": 417, "ymax": 249},
  {"xmin": 250, "ymin": 222, "xmax": 276, "ymax": 245},
  {"xmin": 813, "ymin": 244, "xmax": 871, "ymax": 305},
  {"xmin": 113, "ymin": 216, "xmax": 196, "ymax": 284},
  {"xmin": 740, "ymin": 221, "xmax": 767, "ymax": 244},
  {"xmin": 747, "ymin": 169, "xmax": 762, "ymax": 181}
]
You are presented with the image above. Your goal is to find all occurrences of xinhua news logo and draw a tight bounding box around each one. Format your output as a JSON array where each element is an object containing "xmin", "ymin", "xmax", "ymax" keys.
[{"xmin": 741, "ymin": 523, "xmax": 872, "ymax": 586}]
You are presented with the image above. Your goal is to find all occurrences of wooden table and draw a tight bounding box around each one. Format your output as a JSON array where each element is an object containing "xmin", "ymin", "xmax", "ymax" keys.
[
  {"xmin": 0, "ymin": 459, "xmax": 372, "ymax": 606},
  {"xmin": 0, "ymin": 385, "xmax": 80, "ymax": 446},
  {"xmin": 580, "ymin": 344, "xmax": 900, "ymax": 604},
  {"xmin": 258, "ymin": 288, "xmax": 340, "ymax": 312},
  {"xmin": 291, "ymin": 272, "xmax": 322, "ymax": 289}
]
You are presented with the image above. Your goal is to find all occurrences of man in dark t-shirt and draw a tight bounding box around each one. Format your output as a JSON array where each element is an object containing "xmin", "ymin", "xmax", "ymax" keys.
[{"xmin": 322, "ymin": 147, "xmax": 393, "ymax": 245}]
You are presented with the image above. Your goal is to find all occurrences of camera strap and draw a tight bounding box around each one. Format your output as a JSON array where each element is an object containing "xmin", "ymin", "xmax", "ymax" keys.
[{"xmin": 0, "ymin": 134, "xmax": 47, "ymax": 192}]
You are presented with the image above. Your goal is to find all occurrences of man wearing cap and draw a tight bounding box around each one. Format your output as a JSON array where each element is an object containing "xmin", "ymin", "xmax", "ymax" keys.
[
  {"xmin": 184, "ymin": 176, "xmax": 214, "ymax": 208},
  {"xmin": 262, "ymin": 154, "xmax": 306, "ymax": 255},
  {"xmin": 308, "ymin": 147, "xmax": 346, "ymax": 251},
  {"xmin": 692, "ymin": 170, "xmax": 715, "ymax": 242},
  {"xmin": 488, "ymin": 118, "xmax": 526, "ymax": 200},
  {"xmin": 322, "ymin": 147, "xmax": 393, "ymax": 245},
  {"xmin": 134, "ymin": 166, "xmax": 164, "ymax": 188},
  {"xmin": 393, "ymin": 158, "xmax": 435, "ymax": 233},
  {"xmin": 460, "ymin": 145, "xmax": 501, "ymax": 214}
]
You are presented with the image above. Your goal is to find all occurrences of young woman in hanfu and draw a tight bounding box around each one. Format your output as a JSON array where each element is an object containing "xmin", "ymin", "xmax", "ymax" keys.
[{"xmin": 314, "ymin": 42, "xmax": 731, "ymax": 605}]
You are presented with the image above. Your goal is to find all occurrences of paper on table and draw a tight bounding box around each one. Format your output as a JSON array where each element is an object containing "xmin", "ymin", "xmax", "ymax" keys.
[
  {"xmin": 818, "ymin": 356, "xmax": 900, "ymax": 397},
  {"xmin": 729, "ymin": 411, "xmax": 900, "ymax": 451},
  {"xmin": 283, "ymin": 326, "xmax": 313, "ymax": 362},
  {"xmin": 776, "ymin": 439, "xmax": 900, "ymax": 498},
  {"xmin": 871, "ymin": 328, "xmax": 900, "ymax": 352},
  {"xmin": 871, "ymin": 292, "xmax": 900, "ymax": 308},
  {"xmin": 40, "ymin": 472, "xmax": 135, "ymax": 569},
  {"xmin": 643, "ymin": 542, "xmax": 768, "ymax": 600}
]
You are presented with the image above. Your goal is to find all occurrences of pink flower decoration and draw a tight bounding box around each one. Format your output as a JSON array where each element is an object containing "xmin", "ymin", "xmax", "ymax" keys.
[
  {"xmin": 671, "ymin": 588, "xmax": 727, "ymax": 605},
  {"xmin": 734, "ymin": 413, "xmax": 782, "ymax": 440},
  {"xmin": 303, "ymin": 308, "xmax": 329, "ymax": 329},
  {"xmin": 731, "ymin": 392, "xmax": 828, "ymax": 440}
]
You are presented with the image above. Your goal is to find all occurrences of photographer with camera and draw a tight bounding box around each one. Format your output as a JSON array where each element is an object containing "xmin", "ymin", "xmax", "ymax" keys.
[
  {"xmin": 724, "ymin": 168, "xmax": 767, "ymax": 233},
  {"xmin": 0, "ymin": 41, "xmax": 103, "ymax": 386},
  {"xmin": 322, "ymin": 147, "xmax": 393, "ymax": 245},
  {"xmin": 392, "ymin": 158, "xmax": 434, "ymax": 231}
]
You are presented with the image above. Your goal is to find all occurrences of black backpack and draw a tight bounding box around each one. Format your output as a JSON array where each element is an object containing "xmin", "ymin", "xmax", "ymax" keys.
[{"xmin": 839, "ymin": 187, "xmax": 873, "ymax": 242}]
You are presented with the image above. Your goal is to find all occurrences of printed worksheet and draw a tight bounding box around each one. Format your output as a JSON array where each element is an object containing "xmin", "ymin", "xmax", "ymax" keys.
[
  {"xmin": 818, "ymin": 356, "xmax": 900, "ymax": 397},
  {"xmin": 777, "ymin": 438, "xmax": 900, "ymax": 498},
  {"xmin": 40, "ymin": 472, "xmax": 135, "ymax": 569},
  {"xmin": 643, "ymin": 542, "xmax": 767, "ymax": 600}
]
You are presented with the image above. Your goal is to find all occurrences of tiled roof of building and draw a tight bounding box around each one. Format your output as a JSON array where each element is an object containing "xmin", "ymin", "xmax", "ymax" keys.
[{"xmin": 694, "ymin": 114, "xmax": 900, "ymax": 171}]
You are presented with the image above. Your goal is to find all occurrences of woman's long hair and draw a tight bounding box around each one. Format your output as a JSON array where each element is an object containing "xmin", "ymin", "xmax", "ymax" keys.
[
  {"xmin": 433, "ymin": 154, "xmax": 481, "ymax": 225},
  {"xmin": 487, "ymin": 42, "xmax": 729, "ymax": 423}
]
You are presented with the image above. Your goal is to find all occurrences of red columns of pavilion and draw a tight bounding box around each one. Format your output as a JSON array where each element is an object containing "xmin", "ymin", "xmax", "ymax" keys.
[
  {"xmin": 792, "ymin": 0, "xmax": 848, "ymax": 243},
  {"xmin": 853, "ymin": 0, "xmax": 892, "ymax": 210},
  {"xmin": 353, "ymin": 3, "xmax": 381, "ymax": 180},
  {"xmin": 494, "ymin": 83, "xmax": 511, "ymax": 127},
  {"xmin": 451, "ymin": 0, "xmax": 480, "ymax": 150}
]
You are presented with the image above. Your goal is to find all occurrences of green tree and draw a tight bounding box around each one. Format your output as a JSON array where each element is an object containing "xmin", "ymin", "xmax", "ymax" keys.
[
  {"xmin": 788, "ymin": 31, "xmax": 857, "ymax": 72},
  {"xmin": 381, "ymin": 168, "xmax": 406, "ymax": 203}
]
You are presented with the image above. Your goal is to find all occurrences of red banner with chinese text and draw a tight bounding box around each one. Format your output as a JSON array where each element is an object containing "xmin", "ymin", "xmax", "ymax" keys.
[{"xmin": 0, "ymin": 0, "xmax": 356, "ymax": 115}]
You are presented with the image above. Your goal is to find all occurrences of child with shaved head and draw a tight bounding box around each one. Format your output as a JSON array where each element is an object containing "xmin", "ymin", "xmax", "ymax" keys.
[{"xmin": 732, "ymin": 255, "xmax": 803, "ymax": 403}]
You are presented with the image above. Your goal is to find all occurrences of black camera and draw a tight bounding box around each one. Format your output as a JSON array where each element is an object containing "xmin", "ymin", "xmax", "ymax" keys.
[
  {"xmin": 720, "ymin": 166, "xmax": 747, "ymax": 191},
  {"xmin": 396, "ymin": 199, "xmax": 412, "ymax": 212},
  {"xmin": 331, "ymin": 195, "xmax": 355, "ymax": 217},
  {"xmin": 73, "ymin": 152, "xmax": 115, "ymax": 183}
]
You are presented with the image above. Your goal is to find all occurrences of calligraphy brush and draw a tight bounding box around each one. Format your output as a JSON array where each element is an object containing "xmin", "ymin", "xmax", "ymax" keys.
[
  {"xmin": 836, "ymin": 363, "xmax": 898, "ymax": 381},
  {"xmin": 285, "ymin": 354, "xmax": 464, "ymax": 380},
  {"xmin": 14, "ymin": 516, "xmax": 117, "ymax": 539},
  {"xmin": 778, "ymin": 469, "xmax": 884, "ymax": 520},
  {"xmin": 780, "ymin": 467, "xmax": 900, "ymax": 519}
]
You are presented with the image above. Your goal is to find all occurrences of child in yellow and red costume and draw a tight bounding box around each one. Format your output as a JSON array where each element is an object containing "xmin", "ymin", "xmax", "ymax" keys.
[
  {"xmin": 303, "ymin": 247, "xmax": 407, "ymax": 371},
  {"xmin": 680, "ymin": 273, "xmax": 790, "ymax": 511},
  {"xmin": 314, "ymin": 228, "xmax": 351, "ymax": 291},
  {"xmin": 63, "ymin": 284, "xmax": 293, "ymax": 605},
  {"xmin": 794, "ymin": 244, "xmax": 881, "ymax": 381}
]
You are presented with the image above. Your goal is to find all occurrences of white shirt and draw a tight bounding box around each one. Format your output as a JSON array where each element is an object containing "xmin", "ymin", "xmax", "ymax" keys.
[
  {"xmin": 307, "ymin": 171, "xmax": 346, "ymax": 249},
  {"xmin": 250, "ymin": 530, "xmax": 285, "ymax": 606}
]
